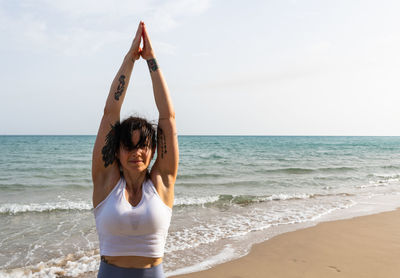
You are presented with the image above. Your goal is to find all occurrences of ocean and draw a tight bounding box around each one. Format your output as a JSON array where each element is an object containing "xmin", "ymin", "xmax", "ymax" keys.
[{"xmin": 1, "ymin": 135, "xmax": 400, "ymax": 277}]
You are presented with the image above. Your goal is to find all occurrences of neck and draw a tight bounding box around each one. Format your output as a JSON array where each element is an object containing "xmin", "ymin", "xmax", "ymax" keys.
[{"xmin": 123, "ymin": 170, "xmax": 147, "ymax": 192}]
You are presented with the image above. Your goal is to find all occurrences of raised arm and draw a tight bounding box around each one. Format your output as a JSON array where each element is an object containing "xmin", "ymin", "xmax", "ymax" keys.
[
  {"xmin": 91, "ymin": 22, "xmax": 143, "ymax": 205},
  {"xmin": 141, "ymin": 22, "xmax": 179, "ymax": 186}
]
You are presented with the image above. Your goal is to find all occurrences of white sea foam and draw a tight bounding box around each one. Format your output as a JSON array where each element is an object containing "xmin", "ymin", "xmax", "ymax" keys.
[
  {"xmin": 263, "ymin": 193, "xmax": 313, "ymax": 201},
  {"xmin": 0, "ymin": 250, "xmax": 99, "ymax": 278},
  {"xmin": 173, "ymin": 193, "xmax": 315, "ymax": 207},
  {"xmin": 165, "ymin": 245, "xmax": 237, "ymax": 277},
  {"xmin": 1, "ymin": 194, "xmax": 317, "ymax": 215},
  {"xmin": 357, "ymin": 183, "xmax": 385, "ymax": 188},
  {"xmin": 165, "ymin": 198, "xmax": 356, "ymax": 253},
  {"xmin": 309, "ymin": 200, "xmax": 357, "ymax": 221},
  {"xmin": 0, "ymin": 201, "xmax": 92, "ymax": 214},
  {"xmin": 372, "ymin": 173, "xmax": 400, "ymax": 179},
  {"xmin": 174, "ymin": 196, "xmax": 220, "ymax": 206}
]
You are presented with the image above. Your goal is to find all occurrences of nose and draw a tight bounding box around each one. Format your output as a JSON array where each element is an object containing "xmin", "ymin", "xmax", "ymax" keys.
[{"xmin": 130, "ymin": 148, "xmax": 141, "ymax": 156}]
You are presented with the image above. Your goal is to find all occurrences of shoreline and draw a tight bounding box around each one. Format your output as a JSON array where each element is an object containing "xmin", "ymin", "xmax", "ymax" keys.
[
  {"xmin": 3, "ymin": 205, "xmax": 400, "ymax": 278},
  {"xmin": 170, "ymin": 207, "xmax": 400, "ymax": 278}
]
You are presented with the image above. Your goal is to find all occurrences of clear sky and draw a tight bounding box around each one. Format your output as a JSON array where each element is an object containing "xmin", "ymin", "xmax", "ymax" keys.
[{"xmin": 1, "ymin": 0, "xmax": 399, "ymax": 135}]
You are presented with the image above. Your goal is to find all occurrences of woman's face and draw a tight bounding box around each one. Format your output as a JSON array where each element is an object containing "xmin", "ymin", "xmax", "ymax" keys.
[{"xmin": 117, "ymin": 130, "xmax": 154, "ymax": 174}]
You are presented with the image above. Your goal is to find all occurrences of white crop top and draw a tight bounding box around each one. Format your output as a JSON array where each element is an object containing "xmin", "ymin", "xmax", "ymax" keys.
[{"xmin": 93, "ymin": 177, "xmax": 172, "ymax": 258}]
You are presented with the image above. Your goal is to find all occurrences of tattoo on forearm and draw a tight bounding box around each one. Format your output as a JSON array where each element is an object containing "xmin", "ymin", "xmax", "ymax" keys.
[
  {"xmin": 147, "ymin": 59, "xmax": 159, "ymax": 73},
  {"xmin": 114, "ymin": 75, "xmax": 126, "ymax": 100},
  {"xmin": 157, "ymin": 126, "xmax": 167, "ymax": 159},
  {"xmin": 101, "ymin": 122, "xmax": 120, "ymax": 167}
]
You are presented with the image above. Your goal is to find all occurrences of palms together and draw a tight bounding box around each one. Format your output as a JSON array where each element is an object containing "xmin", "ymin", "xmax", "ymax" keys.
[{"xmin": 130, "ymin": 21, "xmax": 155, "ymax": 61}]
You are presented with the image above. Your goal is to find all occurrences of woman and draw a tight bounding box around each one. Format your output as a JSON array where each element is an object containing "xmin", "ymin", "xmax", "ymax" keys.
[{"xmin": 91, "ymin": 21, "xmax": 178, "ymax": 278}]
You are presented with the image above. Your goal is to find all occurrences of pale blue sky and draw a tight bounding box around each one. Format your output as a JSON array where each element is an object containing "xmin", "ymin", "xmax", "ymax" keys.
[{"xmin": 1, "ymin": 0, "xmax": 399, "ymax": 135}]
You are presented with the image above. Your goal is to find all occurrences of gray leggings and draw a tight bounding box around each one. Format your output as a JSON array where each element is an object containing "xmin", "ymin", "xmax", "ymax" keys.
[{"xmin": 97, "ymin": 260, "xmax": 165, "ymax": 278}]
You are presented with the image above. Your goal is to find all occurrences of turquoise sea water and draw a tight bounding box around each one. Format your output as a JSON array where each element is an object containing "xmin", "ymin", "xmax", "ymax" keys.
[{"xmin": 1, "ymin": 136, "xmax": 400, "ymax": 277}]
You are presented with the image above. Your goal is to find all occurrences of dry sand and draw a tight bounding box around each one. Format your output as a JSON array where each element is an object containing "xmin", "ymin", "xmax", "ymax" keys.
[{"xmin": 171, "ymin": 208, "xmax": 400, "ymax": 278}]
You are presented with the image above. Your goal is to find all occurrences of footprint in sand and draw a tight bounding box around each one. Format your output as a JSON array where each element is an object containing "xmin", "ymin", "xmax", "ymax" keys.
[
  {"xmin": 292, "ymin": 258, "xmax": 307, "ymax": 263},
  {"xmin": 328, "ymin": 265, "xmax": 341, "ymax": 272}
]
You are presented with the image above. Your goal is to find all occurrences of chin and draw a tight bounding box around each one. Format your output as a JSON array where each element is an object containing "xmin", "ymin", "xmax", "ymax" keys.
[{"xmin": 125, "ymin": 165, "xmax": 148, "ymax": 174}]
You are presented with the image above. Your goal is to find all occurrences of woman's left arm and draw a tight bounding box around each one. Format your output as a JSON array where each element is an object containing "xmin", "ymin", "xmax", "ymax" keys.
[
  {"xmin": 142, "ymin": 23, "xmax": 179, "ymax": 187},
  {"xmin": 150, "ymin": 65, "xmax": 179, "ymax": 181}
]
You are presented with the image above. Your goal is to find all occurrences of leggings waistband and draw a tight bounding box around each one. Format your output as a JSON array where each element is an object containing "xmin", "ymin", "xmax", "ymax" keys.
[{"xmin": 98, "ymin": 260, "xmax": 165, "ymax": 278}]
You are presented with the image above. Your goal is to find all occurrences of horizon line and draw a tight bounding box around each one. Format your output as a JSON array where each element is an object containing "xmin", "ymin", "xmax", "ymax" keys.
[{"xmin": 1, "ymin": 134, "xmax": 400, "ymax": 137}]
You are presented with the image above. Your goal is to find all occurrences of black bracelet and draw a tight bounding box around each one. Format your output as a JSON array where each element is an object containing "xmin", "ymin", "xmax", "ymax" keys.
[{"xmin": 147, "ymin": 58, "xmax": 159, "ymax": 73}]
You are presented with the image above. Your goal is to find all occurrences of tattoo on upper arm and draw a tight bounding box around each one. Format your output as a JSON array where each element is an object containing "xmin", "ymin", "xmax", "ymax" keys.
[
  {"xmin": 114, "ymin": 75, "xmax": 126, "ymax": 100},
  {"xmin": 147, "ymin": 59, "xmax": 159, "ymax": 73},
  {"xmin": 157, "ymin": 126, "xmax": 167, "ymax": 159},
  {"xmin": 101, "ymin": 122, "xmax": 120, "ymax": 167}
]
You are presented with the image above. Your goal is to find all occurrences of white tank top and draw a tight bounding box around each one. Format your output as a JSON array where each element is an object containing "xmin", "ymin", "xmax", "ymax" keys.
[{"xmin": 93, "ymin": 177, "xmax": 172, "ymax": 258}]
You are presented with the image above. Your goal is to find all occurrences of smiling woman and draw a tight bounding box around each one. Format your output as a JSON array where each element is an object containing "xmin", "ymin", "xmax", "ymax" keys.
[
  {"xmin": 91, "ymin": 21, "xmax": 179, "ymax": 278},
  {"xmin": 116, "ymin": 117, "xmax": 157, "ymax": 180}
]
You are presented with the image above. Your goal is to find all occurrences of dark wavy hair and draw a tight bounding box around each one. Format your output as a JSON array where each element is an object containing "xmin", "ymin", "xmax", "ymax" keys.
[
  {"xmin": 118, "ymin": 116, "xmax": 157, "ymax": 151},
  {"xmin": 101, "ymin": 116, "xmax": 157, "ymax": 177}
]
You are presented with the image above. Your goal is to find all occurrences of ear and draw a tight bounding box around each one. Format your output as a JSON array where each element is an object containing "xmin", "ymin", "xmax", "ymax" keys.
[{"xmin": 151, "ymin": 146, "xmax": 156, "ymax": 160}]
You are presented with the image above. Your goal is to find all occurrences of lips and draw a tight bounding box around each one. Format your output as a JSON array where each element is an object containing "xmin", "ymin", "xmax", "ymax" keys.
[{"xmin": 129, "ymin": 159, "xmax": 143, "ymax": 164}]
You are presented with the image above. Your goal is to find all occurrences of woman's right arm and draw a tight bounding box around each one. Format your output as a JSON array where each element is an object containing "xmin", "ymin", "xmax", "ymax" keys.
[{"xmin": 91, "ymin": 22, "xmax": 143, "ymax": 206}]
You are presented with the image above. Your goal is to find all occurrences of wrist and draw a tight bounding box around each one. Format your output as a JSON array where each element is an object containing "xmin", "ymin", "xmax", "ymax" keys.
[
  {"xmin": 146, "ymin": 57, "xmax": 159, "ymax": 73},
  {"xmin": 125, "ymin": 51, "xmax": 137, "ymax": 63}
]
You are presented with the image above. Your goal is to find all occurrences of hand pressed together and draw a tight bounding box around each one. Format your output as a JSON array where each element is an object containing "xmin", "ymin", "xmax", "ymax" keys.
[
  {"xmin": 128, "ymin": 21, "xmax": 156, "ymax": 61},
  {"xmin": 128, "ymin": 21, "xmax": 143, "ymax": 61}
]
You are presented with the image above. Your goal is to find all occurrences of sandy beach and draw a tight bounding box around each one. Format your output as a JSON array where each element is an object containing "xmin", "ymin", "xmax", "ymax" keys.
[{"xmin": 171, "ymin": 207, "xmax": 400, "ymax": 278}]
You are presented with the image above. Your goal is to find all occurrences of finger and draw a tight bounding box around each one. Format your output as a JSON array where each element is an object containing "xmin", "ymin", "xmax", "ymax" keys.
[
  {"xmin": 134, "ymin": 21, "xmax": 143, "ymax": 41},
  {"xmin": 141, "ymin": 23, "xmax": 146, "ymax": 49},
  {"xmin": 131, "ymin": 37, "xmax": 141, "ymax": 51},
  {"xmin": 142, "ymin": 22, "xmax": 153, "ymax": 48}
]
